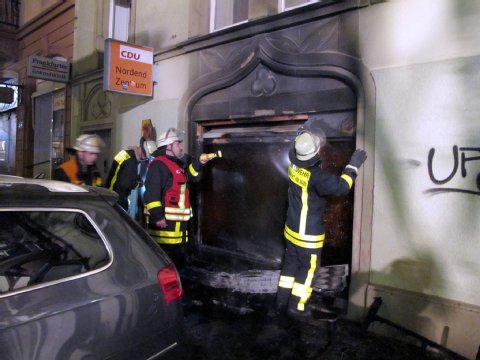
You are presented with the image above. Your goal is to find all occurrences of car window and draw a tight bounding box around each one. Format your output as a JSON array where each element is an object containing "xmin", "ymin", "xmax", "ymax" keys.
[{"xmin": 0, "ymin": 210, "xmax": 110, "ymax": 295}]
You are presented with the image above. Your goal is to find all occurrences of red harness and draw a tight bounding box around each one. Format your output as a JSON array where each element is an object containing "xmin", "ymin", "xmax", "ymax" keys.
[{"xmin": 151, "ymin": 155, "xmax": 191, "ymax": 221}]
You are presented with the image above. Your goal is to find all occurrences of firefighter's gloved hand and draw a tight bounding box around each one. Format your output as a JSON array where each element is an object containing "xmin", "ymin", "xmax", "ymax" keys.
[
  {"xmin": 348, "ymin": 149, "xmax": 367, "ymax": 172},
  {"xmin": 199, "ymin": 151, "xmax": 222, "ymax": 164}
]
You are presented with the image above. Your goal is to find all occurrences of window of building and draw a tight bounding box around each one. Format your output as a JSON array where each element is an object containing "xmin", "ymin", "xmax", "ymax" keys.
[
  {"xmin": 281, "ymin": 0, "xmax": 320, "ymax": 11},
  {"xmin": 0, "ymin": 210, "xmax": 110, "ymax": 295},
  {"xmin": 210, "ymin": 0, "xmax": 249, "ymax": 32},
  {"xmin": 210, "ymin": 0, "xmax": 322, "ymax": 32},
  {"xmin": 108, "ymin": 0, "xmax": 131, "ymax": 41}
]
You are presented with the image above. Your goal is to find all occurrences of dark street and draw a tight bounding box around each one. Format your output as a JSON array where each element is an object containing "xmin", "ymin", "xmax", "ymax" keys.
[
  {"xmin": 184, "ymin": 306, "xmax": 465, "ymax": 360},
  {"xmin": 184, "ymin": 281, "xmax": 464, "ymax": 360},
  {"xmin": 182, "ymin": 267, "xmax": 465, "ymax": 360},
  {"xmin": 183, "ymin": 287, "xmax": 466, "ymax": 360}
]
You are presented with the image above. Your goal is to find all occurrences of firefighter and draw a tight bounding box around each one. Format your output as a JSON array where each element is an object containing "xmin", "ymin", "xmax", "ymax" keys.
[
  {"xmin": 276, "ymin": 123, "xmax": 367, "ymax": 320},
  {"xmin": 143, "ymin": 128, "xmax": 215, "ymax": 268},
  {"xmin": 53, "ymin": 134, "xmax": 104, "ymax": 186},
  {"xmin": 104, "ymin": 146, "xmax": 144, "ymax": 212}
]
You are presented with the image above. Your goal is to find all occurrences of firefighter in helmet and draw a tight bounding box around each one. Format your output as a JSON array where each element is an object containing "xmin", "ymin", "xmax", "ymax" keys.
[
  {"xmin": 53, "ymin": 134, "xmax": 104, "ymax": 186},
  {"xmin": 143, "ymin": 128, "xmax": 215, "ymax": 268},
  {"xmin": 276, "ymin": 121, "xmax": 367, "ymax": 320}
]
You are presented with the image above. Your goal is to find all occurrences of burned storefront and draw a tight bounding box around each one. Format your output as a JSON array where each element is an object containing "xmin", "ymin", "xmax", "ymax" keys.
[{"xmin": 179, "ymin": 16, "xmax": 374, "ymax": 316}]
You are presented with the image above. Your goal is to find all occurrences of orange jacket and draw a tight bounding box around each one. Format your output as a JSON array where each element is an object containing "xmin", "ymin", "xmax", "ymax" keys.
[{"xmin": 57, "ymin": 159, "xmax": 102, "ymax": 186}]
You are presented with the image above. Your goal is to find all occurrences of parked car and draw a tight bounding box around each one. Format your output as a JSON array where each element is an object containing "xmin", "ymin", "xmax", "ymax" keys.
[{"xmin": 0, "ymin": 175, "xmax": 189, "ymax": 360}]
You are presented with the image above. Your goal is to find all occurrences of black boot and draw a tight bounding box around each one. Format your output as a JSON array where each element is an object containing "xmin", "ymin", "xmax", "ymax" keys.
[
  {"xmin": 287, "ymin": 305, "xmax": 338, "ymax": 323},
  {"xmin": 286, "ymin": 307, "xmax": 314, "ymax": 321}
]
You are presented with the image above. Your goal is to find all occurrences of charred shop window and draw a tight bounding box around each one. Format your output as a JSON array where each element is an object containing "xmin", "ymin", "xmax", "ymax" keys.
[
  {"xmin": 193, "ymin": 117, "xmax": 356, "ymax": 269},
  {"xmin": 0, "ymin": 210, "xmax": 110, "ymax": 295}
]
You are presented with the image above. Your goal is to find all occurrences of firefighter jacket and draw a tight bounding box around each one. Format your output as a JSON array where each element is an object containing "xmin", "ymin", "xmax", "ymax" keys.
[
  {"xmin": 53, "ymin": 158, "xmax": 102, "ymax": 186},
  {"xmin": 284, "ymin": 148, "xmax": 357, "ymax": 249},
  {"xmin": 104, "ymin": 149, "xmax": 140, "ymax": 211},
  {"xmin": 143, "ymin": 150, "xmax": 204, "ymax": 228}
]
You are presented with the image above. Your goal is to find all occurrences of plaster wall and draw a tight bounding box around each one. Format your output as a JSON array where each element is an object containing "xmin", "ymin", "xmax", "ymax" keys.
[
  {"xmin": 358, "ymin": 1, "xmax": 480, "ymax": 357},
  {"xmin": 133, "ymin": 0, "xmax": 190, "ymax": 50},
  {"xmin": 359, "ymin": 0, "xmax": 480, "ymax": 307},
  {"xmin": 115, "ymin": 55, "xmax": 191, "ymax": 149},
  {"xmin": 20, "ymin": 0, "xmax": 62, "ymax": 26},
  {"xmin": 72, "ymin": 0, "xmax": 112, "ymax": 77}
]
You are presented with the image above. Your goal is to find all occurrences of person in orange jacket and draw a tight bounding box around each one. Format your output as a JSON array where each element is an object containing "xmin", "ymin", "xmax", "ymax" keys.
[{"xmin": 53, "ymin": 134, "xmax": 104, "ymax": 186}]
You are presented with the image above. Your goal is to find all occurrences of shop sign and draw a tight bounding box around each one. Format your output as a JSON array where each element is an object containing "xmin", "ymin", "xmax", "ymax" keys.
[
  {"xmin": 27, "ymin": 55, "xmax": 70, "ymax": 83},
  {"xmin": 103, "ymin": 39, "xmax": 153, "ymax": 96}
]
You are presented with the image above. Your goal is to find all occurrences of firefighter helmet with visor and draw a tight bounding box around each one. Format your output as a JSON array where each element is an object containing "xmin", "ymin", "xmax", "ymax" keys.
[{"xmin": 156, "ymin": 128, "xmax": 183, "ymax": 148}]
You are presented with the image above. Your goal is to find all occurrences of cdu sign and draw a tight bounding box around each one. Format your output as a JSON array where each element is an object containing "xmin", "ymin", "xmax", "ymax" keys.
[
  {"xmin": 119, "ymin": 44, "xmax": 152, "ymax": 63},
  {"xmin": 103, "ymin": 39, "xmax": 153, "ymax": 96}
]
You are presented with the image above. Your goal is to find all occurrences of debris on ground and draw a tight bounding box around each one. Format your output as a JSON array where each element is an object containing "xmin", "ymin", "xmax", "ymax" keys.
[{"xmin": 183, "ymin": 292, "xmax": 464, "ymax": 360}]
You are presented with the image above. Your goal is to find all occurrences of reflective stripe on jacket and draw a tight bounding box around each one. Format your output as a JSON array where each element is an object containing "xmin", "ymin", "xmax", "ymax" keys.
[
  {"xmin": 107, "ymin": 150, "xmax": 131, "ymax": 190},
  {"xmin": 284, "ymin": 163, "xmax": 353, "ymax": 248},
  {"xmin": 147, "ymin": 155, "xmax": 191, "ymax": 222}
]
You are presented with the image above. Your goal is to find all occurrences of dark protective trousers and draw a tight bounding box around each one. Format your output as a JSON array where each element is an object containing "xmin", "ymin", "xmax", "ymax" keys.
[
  {"xmin": 276, "ymin": 240, "xmax": 322, "ymax": 312},
  {"xmin": 147, "ymin": 219, "xmax": 189, "ymax": 270}
]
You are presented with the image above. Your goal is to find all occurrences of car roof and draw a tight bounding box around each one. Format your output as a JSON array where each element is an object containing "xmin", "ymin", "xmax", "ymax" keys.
[
  {"xmin": 0, "ymin": 175, "xmax": 89, "ymax": 192},
  {"xmin": 0, "ymin": 175, "xmax": 118, "ymax": 206}
]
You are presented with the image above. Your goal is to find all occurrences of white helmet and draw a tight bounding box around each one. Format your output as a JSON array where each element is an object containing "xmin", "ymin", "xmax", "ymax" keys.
[
  {"xmin": 156, "ymin": 128, "xmax": 183, "ymax": 148},
  {"xmin": 73, "ymin": 134, "xmax": 103, "ymax": 153},
  {"xmin": 143, "ymin": 140, "xmax": 157, "ymax": 157},
  {"xmin": 295, "ymin": 132, "xmax": 321, "ymax": 161}
]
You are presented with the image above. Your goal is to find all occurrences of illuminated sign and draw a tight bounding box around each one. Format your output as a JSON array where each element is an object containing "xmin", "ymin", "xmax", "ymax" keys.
[
  {"xmin": 27, "ymin": 55, "xmax": 70, "ymax": 83},
  {"xmin": 103, "ymin": 39, "xmax": 153, "ymax": 97}
]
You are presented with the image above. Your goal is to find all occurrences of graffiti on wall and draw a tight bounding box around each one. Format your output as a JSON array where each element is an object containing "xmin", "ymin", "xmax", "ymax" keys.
[{"xmin": 426, "ymin": 145, "xmax": 480, "ymax": 195}]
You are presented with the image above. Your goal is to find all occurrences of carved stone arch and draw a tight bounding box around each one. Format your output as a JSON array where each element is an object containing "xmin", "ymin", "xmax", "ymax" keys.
[
  {"xmin": 181, "ymin": 36, "xmax": 375, "ymax": 152},
  {"xmin": 84, "ymin": 84, "xmax": 113, "ymax": 122},
  {"xmin": 181, "ymin": 42, "xmax": 262, "ymax": 139}
]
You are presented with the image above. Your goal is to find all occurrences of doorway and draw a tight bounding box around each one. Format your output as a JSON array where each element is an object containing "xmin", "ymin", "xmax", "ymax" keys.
[
  {"xmin": 0, "ymin": 110, "xmax": 16, "ymax": 175},
  {"xmin": 193, "ymin": 113, "xmax": 356, "ymax": 272},
  {"xmin": 32, "ymin": 89, "xmax": 65, "ymax": 179}
]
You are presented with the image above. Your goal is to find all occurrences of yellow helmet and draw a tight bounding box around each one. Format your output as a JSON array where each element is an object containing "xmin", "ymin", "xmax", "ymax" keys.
[{"xmin": 73, "ymin": 134, "xmax": 103, "ymax": 153}]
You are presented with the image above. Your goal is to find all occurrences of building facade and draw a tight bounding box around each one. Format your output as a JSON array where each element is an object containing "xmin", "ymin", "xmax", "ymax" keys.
[
  {"xmin": 0, "ymin": 0, "xmax": 75, "ymax": 178},
  {"xmin": 58, "ymin": 0, "xmax": 480, "ymax": 358}
]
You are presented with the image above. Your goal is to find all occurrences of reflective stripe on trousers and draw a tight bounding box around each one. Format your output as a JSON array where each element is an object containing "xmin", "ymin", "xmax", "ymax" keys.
[
  {"xmin": 147, "ymin": 218, "xmax": 188, "ymax": 244},
  {"xmin": 278, "ymin": 240, "xmax": 321, "ymax": 312}
]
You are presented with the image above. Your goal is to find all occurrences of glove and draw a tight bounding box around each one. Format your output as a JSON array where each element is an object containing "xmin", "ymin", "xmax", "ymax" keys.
[{"xmin": 348, "ymin": 149, "xmax": 367, "ymax": 170}]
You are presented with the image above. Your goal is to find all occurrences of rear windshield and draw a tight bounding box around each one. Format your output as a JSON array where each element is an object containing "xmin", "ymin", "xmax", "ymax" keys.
[{"xmin": 0, "ymin": 210, "xmax": 110, "ymax": 295}]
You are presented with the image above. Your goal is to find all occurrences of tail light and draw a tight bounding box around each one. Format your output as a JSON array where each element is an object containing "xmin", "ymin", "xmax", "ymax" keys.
[{"xmin": 158, "ymin": 264, "xmax": 183, "ymax": 304}]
